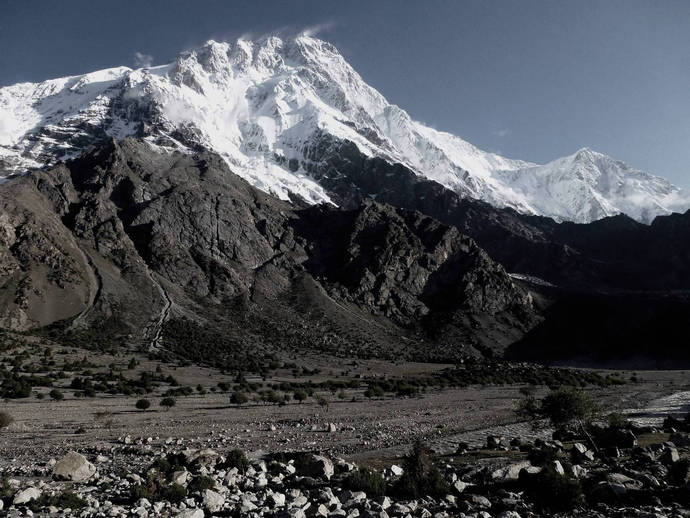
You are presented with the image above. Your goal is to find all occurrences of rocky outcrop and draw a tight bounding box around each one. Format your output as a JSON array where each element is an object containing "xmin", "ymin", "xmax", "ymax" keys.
[{"xmin": 0, "ymin": 138, "xmax": 536, "ymax": 360}]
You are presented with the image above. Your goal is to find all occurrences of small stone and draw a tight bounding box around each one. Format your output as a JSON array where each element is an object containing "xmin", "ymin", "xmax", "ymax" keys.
[{"xmin": 389, "ymin": 464, "xmax": 403, "ymax": 476}]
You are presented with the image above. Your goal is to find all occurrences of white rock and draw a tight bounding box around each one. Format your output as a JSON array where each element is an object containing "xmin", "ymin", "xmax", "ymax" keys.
[
  {"xmin": 268, "ymin": 491, "xmax": 286, "ymax": 507},
  {"xmin": 171, "ymin": 470, "xmax": 189, "ymax": 485},
  {"xmin": 175, "ymin": 510, "xmax": 204, "ymax": 518},
  {"xmin": 202, "ymin": 489, "xmax": 224, "ymax": 513},
  {"xmin": 453, "ymin": 480, "xmax": 468, "ymax": 493},
  {"xmin": 52, "ymin": 451, "xmax": 96, "ymax": 482},
  {"xmin": 14, "ymin": 487, "xmax": 41, "ymax": 504}
]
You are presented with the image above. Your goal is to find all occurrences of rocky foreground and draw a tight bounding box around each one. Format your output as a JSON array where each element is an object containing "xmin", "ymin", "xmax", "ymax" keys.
[{"xmin": 2, "ymin": 414, "xmax": 690, "ymax": 518}]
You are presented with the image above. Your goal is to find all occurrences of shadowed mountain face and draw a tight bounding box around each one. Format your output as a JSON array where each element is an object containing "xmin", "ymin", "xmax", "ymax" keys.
[
  {"xmin": 301, "ymin": 135, "xmax": 690, "ymax": 293},
  {"xmin": 0, "ymin": 138, "xmax": 536, "ymax": 361}
]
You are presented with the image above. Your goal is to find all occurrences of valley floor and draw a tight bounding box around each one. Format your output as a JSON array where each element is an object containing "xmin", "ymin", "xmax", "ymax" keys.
[{"xmin": 1, "ymin": 348, "xmax": 687, "ymax": 469}]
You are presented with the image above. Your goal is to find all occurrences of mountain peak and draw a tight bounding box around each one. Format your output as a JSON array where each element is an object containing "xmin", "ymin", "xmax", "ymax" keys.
[{"xmin": 0, "ymin": 35, "xmax": 687, "ymax": 224}]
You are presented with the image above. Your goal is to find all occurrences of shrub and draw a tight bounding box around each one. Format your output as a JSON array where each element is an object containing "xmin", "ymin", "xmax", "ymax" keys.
[
  {"xmin": 188, "ymin": 475, "xmax": 215, "ymax": 493},
  {"xmin": 393, "ymin": 440, "xmax": 449, "ymax": 499},
  {"xmin": 162, "ymin": 483, "xmax": 187, "ymax": 503},
  {"xmin": 517, "ymin": 387, "xmax": 598, "ymax": 433},
  {"xmin": 364, "ymin": 386, "xmax": 385, "ymax": 399},
  {"xmin": 315, "ymin": 394, "xmax": 329, "ymax": 411},
  {"xmin": 49, "ymin": 389, "xmax": 64, "ymax": 401},
  {"xmin": 345, "ymin": 467, "xmax": 386, "ymax": 497},
  {"xmin": 0, "ymin": 412, "xmax": 14, "ymax": 429},
  {"xmin": 230, "ymin": 391, "xmax": 248, "ymax": 406},
  {"xmin": 135, "ymin": 399, "xmax": 151, "ymax": 411},
  {"xmin": 293, "ymin": 389, "xmax": 307, "ymax": 403},
  {"xmin": 606, "ymin": 412, "xmax": 628, "ymax": 430},
  {"xmin": 669, "ymin": 458, "xmax": 690, "ymax": 485},
  {"xmin": 223, "ymin": 448, "xmax": 249, "ymax": 474},
  {"xmin": 160, "ymin": 397, "xmax": 176, "ymax": 410},
  {"xmin": 520, "ymin": 466, "xmax": 584, "ymax": 511},
  {"xmin": 28, "ymin": 490, "xmax": 87, "ymax": 512}
]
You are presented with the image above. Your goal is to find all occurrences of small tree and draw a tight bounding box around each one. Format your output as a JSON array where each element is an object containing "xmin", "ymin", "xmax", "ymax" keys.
[
  {"xmin": 49, "ymin": 389, "xmax": 64, "ymax": 402},
  {"xmin": 315, "ymin": 395, "xmax": 330, "ymax": 412},
  {"xmin": 517, "ymin": 387, "xmax": 599, "ymax": 449},
  {"xmin": 393, "ymin": 440, "xmax": 449, "ymax": 498},
  {"xmin": 293, "ymin": 389, "xmax": 307, "ymax": 404},
  {"xmin": 160, "ymin": 397, "xmax": 176, "ymax": 411},
  {"xmin": 224, "ymin": 448, "xmax": 249, "ymax": 473},
  {"xmin": 135, "ymin": 399, "xmax": 151, "ymax": 411},
  {"xmin": 230, "ymin": 391, "xmax": 248, "ymax": 406}
]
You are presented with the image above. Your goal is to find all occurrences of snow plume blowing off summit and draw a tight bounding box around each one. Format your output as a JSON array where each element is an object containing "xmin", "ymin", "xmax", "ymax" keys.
[{"xmin": 0, "ymin": 34, "xmax": 688, "ymax": 223}]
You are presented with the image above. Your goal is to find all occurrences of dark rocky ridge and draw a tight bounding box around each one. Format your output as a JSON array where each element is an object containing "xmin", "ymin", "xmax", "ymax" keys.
[
  {"xmin": 0, "ymin": 138, "xmax": 536, "ymax": 361},
  {"xmin": 300, "ymin": 133, "xmax": 690, "ymax": 293}
]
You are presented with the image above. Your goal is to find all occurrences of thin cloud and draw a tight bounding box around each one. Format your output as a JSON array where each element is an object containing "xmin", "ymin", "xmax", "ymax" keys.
[
  {"xmin": 493, "ymin": 128, "xmax": 511, "ymax": 138},
  {"xmin": 299, "ymin": 21, "xmax": 336, "ymax": 38},
  {"xmin": 134, "ymin": 52, "xmax": 154, "ymax": 68}
]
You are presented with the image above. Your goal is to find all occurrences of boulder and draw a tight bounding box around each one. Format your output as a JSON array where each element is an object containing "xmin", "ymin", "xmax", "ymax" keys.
[
  {"xmin": 491, "ymin": 461, "xmax": 539, "ymax": 481},
  {"xmin": 13, "ymin": 487, "xmax": 41, "ymax": 505},
  {"xmin": 453, "ymin": 480, "xmax": 468, "ymax": 493},
  {"xmin": 268, "ymin": 491, "xmax": 286, "ymax": 507},
  {"xmin": 52, "ymin": 451, "xmax": 96, "ymax": 482},
  {"xmin": 171, "ymin": 470, "xmax": 189, "ymax": 485},
  {"xmin": 175, "ymin": 510, "xmax": 204, "ymax": 518},
  {"xmin": 303, "ymin": 454, "xmax": 334, "ymax": 480},
  {"xmin": 469, "ymin": 494, "xmax": 492, "ymax": 508},
  {"xmin": 202, "ymin": 489, "xmax": 224, "ymax": 513},
  {"xmin": 389, "ymin": 464, "xmax": 404, "ymax": 477}
]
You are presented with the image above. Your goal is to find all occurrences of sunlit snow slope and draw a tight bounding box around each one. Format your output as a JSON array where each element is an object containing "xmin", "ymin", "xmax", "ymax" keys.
[{"xmin": 1, "ymin": 35, "xmax": 687, "ymax": 222}]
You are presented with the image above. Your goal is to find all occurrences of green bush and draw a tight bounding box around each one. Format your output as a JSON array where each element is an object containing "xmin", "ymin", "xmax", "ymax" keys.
[
  {"xmin": 393, "ymin": 440, "xmax": 449, "ymax": 499},
  {"xmin": 293, "ymin": 389, "xmax": 307, "ymax": 403},
  {"xmin": 345, "ymin": 467, "xmax": 386, "ymax": 497},
  {"xmin": 230, "ymin": 391, "xmax": 249, "ymax": 406},
  {"xmin": 517, "ymin": 387, "xmax": 598, "ymax": 432},
  {"xmin": 162, "ymin": 483, "xmax": 187, "ymax": 503},
  {"xmin": 49, "ymin": 389, "xmax": 64, "ymax": 401},
  {"xmin": 0, "ymin": 412, "xmax": 14, "ymax": 429},
  {"xmin": 135, "ymin": 399, "xmax": 151, "ymax": 411},
  {"xmin": 28, "ymin": 490, "xmax": 87, "ymax": 512},
  {"xmin": 223, "ymin": 448, "xmax": 250, "ymax": 474},
  {"xmin": 188, "ymin": 475, "xmax": 215, "ymax": 493},
  {"xmin": 606, "ymin": 412, "xmax": 628, "ymax": 430},
  {"xmin": 520, "ymin": 466, "xmax": 584, "ymax": 511},
  {"xmin": 160, "ymin": 397, "xmax": 176, "ymax": 410}
]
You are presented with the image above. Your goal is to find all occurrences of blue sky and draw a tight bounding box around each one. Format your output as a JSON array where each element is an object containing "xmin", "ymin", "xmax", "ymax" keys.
[{"xmin": 1, "ymin": 0, "xmax": 689, "ymax": 185}]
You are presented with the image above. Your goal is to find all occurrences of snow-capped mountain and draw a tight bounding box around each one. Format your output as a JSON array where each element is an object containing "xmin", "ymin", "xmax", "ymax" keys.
[
  {"xmin": 496, "ymin": 148, "xmax": 690, "ymax": 223},
  {"xmin": 0, "ymin": 35, "xmax": 687, "ymax": 222}
]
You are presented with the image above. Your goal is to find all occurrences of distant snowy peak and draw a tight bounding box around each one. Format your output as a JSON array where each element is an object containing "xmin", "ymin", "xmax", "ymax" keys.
[
  {"xmin": 0, "ymin": 35, "xmax": 687, "ymax": 223},
  {"xmin": 496, "ymin": 148, "xmax": 690, "ymax": 223}
]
